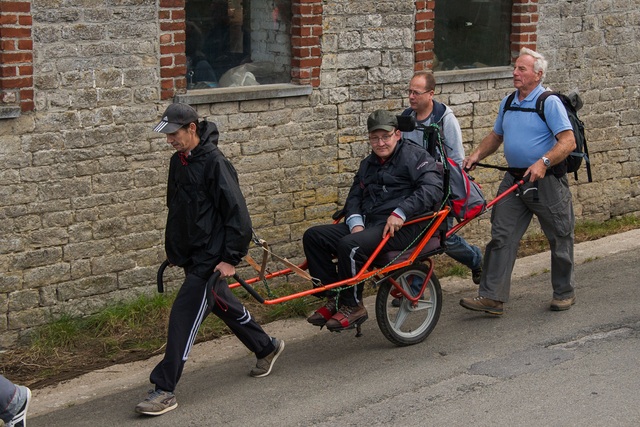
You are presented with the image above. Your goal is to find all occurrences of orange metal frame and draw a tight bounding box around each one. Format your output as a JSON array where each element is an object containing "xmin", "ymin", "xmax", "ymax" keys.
[{"xmin": 228, "ymin": 208, "xmax": 450, "ymax": 305}]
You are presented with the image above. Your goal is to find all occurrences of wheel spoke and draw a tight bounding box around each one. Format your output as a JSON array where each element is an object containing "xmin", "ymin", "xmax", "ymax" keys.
[{"xmin": 392, "ymin": 304, "xmax": 410, "ymax": 328}]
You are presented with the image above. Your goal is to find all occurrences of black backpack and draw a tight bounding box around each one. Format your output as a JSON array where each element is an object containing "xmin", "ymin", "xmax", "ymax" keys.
[{"xmin": 503, "ymin": 90, "xmax": 592, "ymax": 182}]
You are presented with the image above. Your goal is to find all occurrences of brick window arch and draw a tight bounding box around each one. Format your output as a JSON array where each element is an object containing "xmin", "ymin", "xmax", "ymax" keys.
[{"xmin": 158, "ymin": 0, "xmax": 322, "ymax": 100}]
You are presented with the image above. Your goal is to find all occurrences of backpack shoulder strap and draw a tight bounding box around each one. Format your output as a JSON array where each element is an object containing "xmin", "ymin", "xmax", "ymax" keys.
[
  {"xmin": 534, "ymin": 90, "xmax": 556, "ymax": 123},
  {"xmin": 401, "ymin": 107, "xmax": 414, "ymax": 117},
  {"xmin": 431, "ymin": 100, "xmax": 447, "ymax": 124},
  {"xmin": 502, "ymin": 91, "xmax": 517, "ymax": 113}
]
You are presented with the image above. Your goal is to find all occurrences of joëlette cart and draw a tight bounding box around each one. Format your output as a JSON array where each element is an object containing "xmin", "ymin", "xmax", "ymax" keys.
[{"xmin": 157, "ymin": 119, "xmax": 528, "ymax": 347}]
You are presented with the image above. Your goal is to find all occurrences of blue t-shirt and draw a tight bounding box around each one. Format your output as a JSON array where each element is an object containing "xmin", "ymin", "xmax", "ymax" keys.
[{"xmin": 493, "ymin": 84, "xmax": 573, "ymax": 168}]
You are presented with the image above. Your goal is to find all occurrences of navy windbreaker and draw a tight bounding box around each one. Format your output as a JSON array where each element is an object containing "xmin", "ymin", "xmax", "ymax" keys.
[{"xmin": 344, "ymin": 140, "xmax": 443, "ymax": 225}]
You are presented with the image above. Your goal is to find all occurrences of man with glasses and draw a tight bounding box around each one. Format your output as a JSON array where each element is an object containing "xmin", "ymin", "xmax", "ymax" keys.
[
  {"xmin": 303, "ymin": 110, "xmax": 444, "ymax": 331},
  {"xmin": 401, "ymin": 71, "xmax": 483, "ymax": 284}
]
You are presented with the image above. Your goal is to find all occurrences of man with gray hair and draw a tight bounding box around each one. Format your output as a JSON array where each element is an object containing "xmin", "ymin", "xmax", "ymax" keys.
[{"xmin": 460, "ymin": 48, "xmax": 577, "ymax": 315}]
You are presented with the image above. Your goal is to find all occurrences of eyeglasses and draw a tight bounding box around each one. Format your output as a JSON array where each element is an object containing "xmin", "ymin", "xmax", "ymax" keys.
[
  {"xmin": 368, "ymin": 133, "xmax": 395, "ymax": 144},
  {"xmin": 407, "ymin": 89, "xmax": 431, "ymax": 97}
]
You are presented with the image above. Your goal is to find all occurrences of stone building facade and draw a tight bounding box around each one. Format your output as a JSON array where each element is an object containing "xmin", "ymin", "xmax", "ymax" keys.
[{"xmin": 0, "ymin": 0, "xmax": 638, "ymax": 347}]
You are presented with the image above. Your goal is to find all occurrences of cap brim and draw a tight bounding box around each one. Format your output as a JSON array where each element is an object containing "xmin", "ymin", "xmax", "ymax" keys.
[
  {"xmin": 368, "ymin": 125, "xmax": 396, "ymax": 132},
  {"xmin": 153, "ymin": 120, "xmax": 182, "ymax": 134}
]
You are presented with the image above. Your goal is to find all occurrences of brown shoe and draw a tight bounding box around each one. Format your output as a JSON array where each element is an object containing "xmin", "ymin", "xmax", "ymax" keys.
[
  {"xmin": 459, "ymin": 296, "xmax": 504, "ymax": 315},
  {"xmin": 550, "ymin": 295, "xmax": 576, "ymax": 311},
  {"xmin": 325, "ymin": 303, "xmax": 368, "ymax": 331},
  {"xmin": 307, "ymin": 298, "xmax": 337, "ymax": 326}
]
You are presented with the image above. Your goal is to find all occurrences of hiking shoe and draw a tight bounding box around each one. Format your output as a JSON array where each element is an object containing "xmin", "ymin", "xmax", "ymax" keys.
[
  {"xmin": 307, "ymin": 298, "xmax": 337, "ymax": 326},
  {"xmin": 471, "ymin": 267, "xmax": 482, "ymax": 285},
  {"xmin": 550, "ymin": 295, "xmax": 576, "ymax": 311},
  {"xmin": 250, "ymin": 338, "xmax": 285, "ymax": 378},
  {"xmin": 135, "ymin": 389, "xmax": 177, "ymax": 416},
  {"xmin": 459, "ymin": 296, "xmax": 504, "ymax": 315},
  {"xmin": 325, "ymin": 303, "xmax": 368, "ymax": 331},
  {"xmin": 7, "ymin": 386, "xmax": 30, "ymax": 427}
]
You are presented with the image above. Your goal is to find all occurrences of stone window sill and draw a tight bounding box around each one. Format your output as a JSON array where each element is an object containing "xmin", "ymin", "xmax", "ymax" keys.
[
  {"xmin": 435, "ymin": 66, "xmax": 513, "ymax": 83},
  {"xmin": 174, "ymin": 83, "xmax": 313, "ymax": 105}
]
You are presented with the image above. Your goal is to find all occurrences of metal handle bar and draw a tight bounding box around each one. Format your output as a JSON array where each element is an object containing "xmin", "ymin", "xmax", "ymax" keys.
[
  {"xmin": 157, "ymin": 260, "xmax": 170, "ymax": 293},
  {"xmin": 233, "ymin": 274, "xmax": 265, "ymax": 304}
]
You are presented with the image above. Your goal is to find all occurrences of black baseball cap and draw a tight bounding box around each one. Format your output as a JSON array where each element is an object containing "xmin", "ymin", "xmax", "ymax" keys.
[
  {"xmin": 153, "ymin": 103, "xmax": 199, "ymax": 133},
  {"xmin": 367, "ymin": 109, "xmax": 398, "ymax": 132}
]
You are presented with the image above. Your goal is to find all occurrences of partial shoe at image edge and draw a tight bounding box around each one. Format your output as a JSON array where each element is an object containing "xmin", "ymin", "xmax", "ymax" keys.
[{"xmin": 6, "ymin": 386, "xmax": 31, "ymax": 427}]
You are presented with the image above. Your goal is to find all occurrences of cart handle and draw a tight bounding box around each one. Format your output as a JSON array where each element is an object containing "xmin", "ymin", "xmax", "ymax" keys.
[
  {"xmin": 233, "ymin": 274, "xmax": 265, "ymax": 304},
  {"xmin": 203, "ymin": 270, "xmax": 266, "ymax": 306},
  {"xmin": 157, "ymin": 261, "xmax": 265, "ymax": 304},
  {"xmin": 157, "ymin": 260, "xmax": 170, "ymax": 293}
]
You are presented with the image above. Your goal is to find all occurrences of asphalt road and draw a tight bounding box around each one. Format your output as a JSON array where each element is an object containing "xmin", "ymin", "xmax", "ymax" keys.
[{"xmin": 29, "ymin": 230, "xmax": 640, "ymax": 426}]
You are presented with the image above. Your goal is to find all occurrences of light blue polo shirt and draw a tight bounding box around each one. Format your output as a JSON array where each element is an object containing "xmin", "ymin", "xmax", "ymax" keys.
[{"xmin": 493, "ymin": 84, "xmax": 573, "ymax": 168}]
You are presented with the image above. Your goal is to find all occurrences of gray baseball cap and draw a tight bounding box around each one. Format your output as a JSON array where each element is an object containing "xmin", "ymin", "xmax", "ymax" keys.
[
  {"xmin": 153, "ymin": 103, "xmax": 199, "ymax": 133},
  {"xmin": 367, "ymin": 109, "xmax": 398, "ymax": 132}
]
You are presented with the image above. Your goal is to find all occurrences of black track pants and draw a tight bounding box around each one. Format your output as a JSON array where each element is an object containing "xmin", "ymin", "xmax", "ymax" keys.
[{"xmin": 150, "ymin": 272, "xmax": 275, "ymax": 392}]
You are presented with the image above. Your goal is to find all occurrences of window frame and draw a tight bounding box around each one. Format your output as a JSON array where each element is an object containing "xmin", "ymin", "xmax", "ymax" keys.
[
  {"xmin": 158, "ymin": 0, "xmax": 321, "ymax": 104},
  {"xmin": 414, "ymin": 0, "xmax": 538, "ymax": 75}
]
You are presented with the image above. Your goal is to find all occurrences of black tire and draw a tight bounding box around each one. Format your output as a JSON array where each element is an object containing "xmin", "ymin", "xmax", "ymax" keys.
[{"xmin": 375, "ymin": 263, "xmax": 442, "ymax": 346}]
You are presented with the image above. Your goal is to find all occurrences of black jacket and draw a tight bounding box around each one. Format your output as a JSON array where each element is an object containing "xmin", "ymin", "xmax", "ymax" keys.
[
  {"xmin": 165, "ymin": 120, "xmax": 252, "ymax": 278},
  {"xmin": 344, "ymin": 140, "xmax": 443, "ymax": 225}
]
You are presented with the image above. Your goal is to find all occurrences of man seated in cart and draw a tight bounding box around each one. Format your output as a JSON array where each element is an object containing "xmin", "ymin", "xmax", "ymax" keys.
[{"xmin": 303, "ymin": 109, "xmax": 445, "ymax": 331}]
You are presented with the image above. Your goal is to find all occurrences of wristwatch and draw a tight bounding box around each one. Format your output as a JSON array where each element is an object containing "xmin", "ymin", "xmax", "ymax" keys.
[{"xmin": 541, "ymin": 156, "xmax": 551, "ymax": 168}]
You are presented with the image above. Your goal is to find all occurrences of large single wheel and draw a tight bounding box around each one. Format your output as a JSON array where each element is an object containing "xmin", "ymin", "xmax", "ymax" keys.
[{"xmin": 375, "ymin": 263, "xmax": 442, "ymax": 346}]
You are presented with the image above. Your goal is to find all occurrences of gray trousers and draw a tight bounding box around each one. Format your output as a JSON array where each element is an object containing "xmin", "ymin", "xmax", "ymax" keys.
[
  {"xmin": 479, "ymin": 173, "xmax": 575, "ymax": 303},
  {"xmin": 0, "ymin": 375, "xmax": 26, "ymax": 423}
]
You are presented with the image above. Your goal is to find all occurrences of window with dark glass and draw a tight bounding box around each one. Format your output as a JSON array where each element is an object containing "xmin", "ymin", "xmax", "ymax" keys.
[
  {"xmin": 185, "ymin": 0, "xmax": 292, "ymax": 89},
  {"xmin": 434, "ymin": 0, "xmax": 512, "ymax": 71}
]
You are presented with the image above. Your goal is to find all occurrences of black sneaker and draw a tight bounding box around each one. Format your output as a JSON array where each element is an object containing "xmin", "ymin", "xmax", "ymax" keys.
[{"xmin": 472, "ymin": 267, "xmax": 482, "ymax": 285}]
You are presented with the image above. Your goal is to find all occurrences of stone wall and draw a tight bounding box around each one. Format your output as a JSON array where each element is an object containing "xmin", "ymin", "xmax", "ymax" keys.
[{"xmin": 0, "ymin": 0, "xmax": 638, "ymax": 348}]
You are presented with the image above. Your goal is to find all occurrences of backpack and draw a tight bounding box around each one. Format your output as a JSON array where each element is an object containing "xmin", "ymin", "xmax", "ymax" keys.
[
  {"xmin": 419, "ymin": 124, "xmax": 487, "ymax": 222},
  {"xmin": 445, "ymin": 156, "xmax": 487, "ymax": 221},
  {"xmin": 503, "ymin": 90, "xmax": 592, "ymax": 182}
]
